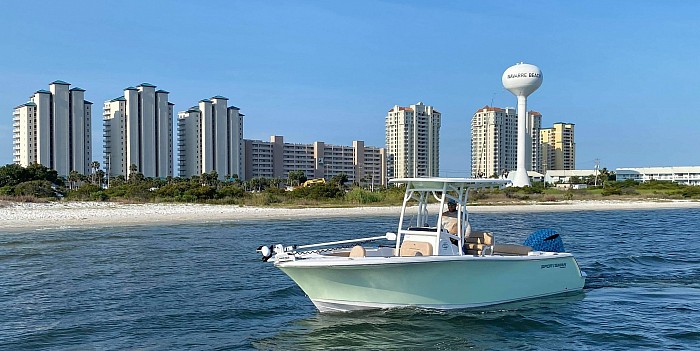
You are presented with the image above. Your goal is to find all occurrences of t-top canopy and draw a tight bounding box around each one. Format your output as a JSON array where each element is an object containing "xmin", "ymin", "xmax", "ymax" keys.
[{"xmin": 389, "ymin": 177, "xmax": 510, "ymax": 190}]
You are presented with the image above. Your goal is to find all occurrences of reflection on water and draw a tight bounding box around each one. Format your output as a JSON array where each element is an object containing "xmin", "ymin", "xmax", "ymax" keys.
[{"xmin": 254, "ymin": 293, "xmax": 586, "ymax": 350}]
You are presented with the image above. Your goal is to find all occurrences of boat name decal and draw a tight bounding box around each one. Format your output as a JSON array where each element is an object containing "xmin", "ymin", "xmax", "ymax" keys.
[{"xmin": 541, "ymin": 263, "xmax": 566, "ymax": 269}]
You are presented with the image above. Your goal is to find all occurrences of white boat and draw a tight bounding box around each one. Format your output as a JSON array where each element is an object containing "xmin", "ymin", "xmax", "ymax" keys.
[{"xmin": 258, "ymin": 178, "xmax": 586, "ymax": 313}]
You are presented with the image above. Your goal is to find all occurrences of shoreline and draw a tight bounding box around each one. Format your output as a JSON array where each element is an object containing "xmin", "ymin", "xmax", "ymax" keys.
[{"xmin": 1, "ymin": 199, "xmax": 699, "ymax": 232}]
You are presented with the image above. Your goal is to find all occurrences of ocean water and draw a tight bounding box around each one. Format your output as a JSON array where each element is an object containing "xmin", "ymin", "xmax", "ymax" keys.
[{"xmin": 1, "ymin": 208, "xmax": 699, "ymax": 350}]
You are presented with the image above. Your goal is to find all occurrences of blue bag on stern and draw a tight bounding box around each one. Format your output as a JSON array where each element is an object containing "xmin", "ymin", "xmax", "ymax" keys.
[{"xmin": 523, "ymin": 228, "xmax": 565, "ymax": 252}]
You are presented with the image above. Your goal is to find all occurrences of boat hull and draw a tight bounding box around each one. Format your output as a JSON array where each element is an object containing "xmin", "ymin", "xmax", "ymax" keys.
[{"xmin": 278, "ymin": 254, "xmax": 585, "ymax": 313}]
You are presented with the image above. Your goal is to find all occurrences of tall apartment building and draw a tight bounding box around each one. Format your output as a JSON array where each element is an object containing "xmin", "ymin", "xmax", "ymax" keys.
[
  {"xmin": 12, "ymin": 80, "xmax": 93, "ymax": 176},
  {"xmin": 243, "ymin": 136, "xmax": 386, "ymax": 186},
  {"xmin": 540, "ymin": 122, "xmax": 575, "ymax": 170},
  {"xmin": 385, "ymin": 102, "xmax": 440, "ymax": 179},
  {"xmin": 103, "ymin": 83, "xmax": 173, "ymax": 179},
  {"xmin": 470, "ymin": 106, "xmax": 542, "ymax": 178},
  {"xmin": 529, "ymin": 111, "xmax": 543, "ymax": 173},
  {"xmin": 177, "ymin": 96, "xmax": 244, "ymax": 179}
]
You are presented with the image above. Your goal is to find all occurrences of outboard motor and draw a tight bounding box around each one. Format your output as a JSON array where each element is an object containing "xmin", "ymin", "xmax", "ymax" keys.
[{"xmin": 523, "ymin": 228, "xmax": 565, "ymax": 252}]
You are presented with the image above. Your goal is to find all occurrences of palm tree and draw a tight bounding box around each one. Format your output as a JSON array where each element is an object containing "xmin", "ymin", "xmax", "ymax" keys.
[
  {"xmin": 269, "ymin": 178, "xmax": 284, "ymax": 189},
  {"xmin": 128, "ymin": 164, "xmax": 145, "ymax": 184},
  {"xmin": 331, "ymin": 173, "xmax": 349, "ymax": 189},
  {"xmin": 90, "ymin": 161, "xmax": 100, "ymax": 184},
  {"xmin": 96, "ymin": 170, "xmax": 105, "ymax": 188},
  {"xmin": 230, "ymin": 174, "xmax": 241, "ymax": 186},
  {"xmin": 208, "ymin": 170, "xmax": 219, "ymax": 188},
  {"xmin": 287, "ymin": 170, "xmax": 308, "ymax": 187},
  {"xmin": 68, "ymin": 170, "xmax": 80, "ymax": 190}
]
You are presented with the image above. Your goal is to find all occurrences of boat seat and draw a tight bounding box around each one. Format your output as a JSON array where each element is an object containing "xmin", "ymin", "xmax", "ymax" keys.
[
  {"xmin": 492, "ymin": 244, "xmax": 532, "ymax": 256},
  {"xmin": 399, "ymin": 241, "xmax": 433, "ymax": 257},
  {"xmin": 465, "ymin": 231, "xmax": 493, "ymax": 255},
  {"xmin": 349, "ymin": 245, "xmax": 366, "ymax": 258}
]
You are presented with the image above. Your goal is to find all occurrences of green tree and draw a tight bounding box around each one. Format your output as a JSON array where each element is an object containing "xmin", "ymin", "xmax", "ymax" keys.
[
  {"xmin": 218, "ymin": 184, "xmax": 245, "ymax": 198},
  {"xmin": 95, "ymin": 170, "xmax": 105, "ymax": 188},
  {"xmin": 90, "ymin": 161, "xmax": 100, "ymax": 184},
  {"xmin": 230, "ymin": 173, "xmax": 240, "ymax": 185},
  {"xmin": 128, "ymin": 164, "xmax": 144, "ymax": 183},
  {"xmin": 269, "ymin": 177, "xmax": 284, "ymax": 189},
  {"xmin": 26, "ymin": 163, "xmax": 60, "ymax": 185},
  {"xmin": 331, "ymin": 173, "xmax": 349, "ymax": 188},
  {"xmin": 569, "ymin": 176, "xmax": 582, "ymax": 184},
  {"xmin": 287, "ymin": 170, "xmax": 307, "ymax": 187},
  {"xmin": 249, "ymin": 177, "xmax": 269, "ymax": 192},
  {"xmin": 68, "ymin": 170, "xmax": 81, "ymax": 190},
  {"xmin": 14, "ymin": 180, "xmax": 56, "ymax": 198},
  {"xmin": 203, "ymin": 170, "xmax": 219, "ymax": 187},
  {"xmin": 0, "ymin": 164, "xmax": 29, "ymax": 186},
  {"xmin": 111, "ymin": 175, "xmax": 126, "ymax": 187}
]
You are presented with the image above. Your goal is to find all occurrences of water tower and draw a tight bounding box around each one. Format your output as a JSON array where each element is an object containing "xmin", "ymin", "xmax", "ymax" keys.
[{"xmin": 502, "ymin": 62, "xmax": 543, "ymax": 187}]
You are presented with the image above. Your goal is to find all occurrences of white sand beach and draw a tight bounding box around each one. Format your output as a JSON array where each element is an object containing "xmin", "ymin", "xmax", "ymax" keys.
[{"xmin": 1, "ymin": 200, "xmax": 699, "ymax": 231}]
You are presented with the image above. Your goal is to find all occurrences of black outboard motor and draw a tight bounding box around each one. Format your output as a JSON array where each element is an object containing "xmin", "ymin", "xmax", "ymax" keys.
[{"xmin": 523, "ymin": 228, "xmax": 565, "ymax": 252}]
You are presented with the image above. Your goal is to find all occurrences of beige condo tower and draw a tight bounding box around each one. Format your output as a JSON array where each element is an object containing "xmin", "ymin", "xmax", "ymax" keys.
[
  {"xmin": 13, "ymin": 80, "xmax": 93, "ymax": 176},
  {"xmin": 385, "ymin": 102, "xmax": 440, "ymax": 179},
  {"xmin": 177, "ymin": 96, "xmax": 244, "ymax": 180},
  {"xmin": 103, "ymin": 83, "xmax": 173, "ymax": 179}
]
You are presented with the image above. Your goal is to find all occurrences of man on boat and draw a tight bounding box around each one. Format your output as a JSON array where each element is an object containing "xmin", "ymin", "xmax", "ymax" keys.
[{"xmin": 442, "ymin": 199, "xmax": 459, "ymax": 234}]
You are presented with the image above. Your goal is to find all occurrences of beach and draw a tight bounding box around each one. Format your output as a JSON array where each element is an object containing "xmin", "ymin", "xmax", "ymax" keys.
[{"xmin": 2, "ymin": 199, "xmax": 700, "ymax": 232}]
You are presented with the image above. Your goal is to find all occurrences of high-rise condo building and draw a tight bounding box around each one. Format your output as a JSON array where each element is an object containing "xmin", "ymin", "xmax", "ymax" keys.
[
  {"xmin": 177, "ymin": 96, "xmax": 244, "ymax": 179},
  {"xmin": 243, "ymin": 136, "xmax": 386, "ymax": 186},
  {"xmin": 103, "ymin": 83, "xmax": 173, "ymax": 179},
  {"xmin": 529, "ymin": 111, "xmax": 543, "ymax": 173},
  {"xmin": 470, "ymin": 106, "xmax": 542, "ymax": 178},
  {"xmin": 12, "ymin": 80, "xmax": 93, "ymax": 176},
  {"xmin": 540, "ymin": 122, "xmax": 575, "ymax": 171},
  {"xmin": 385, "ymin": 102, "xmax": 440, "ymax": 179}
]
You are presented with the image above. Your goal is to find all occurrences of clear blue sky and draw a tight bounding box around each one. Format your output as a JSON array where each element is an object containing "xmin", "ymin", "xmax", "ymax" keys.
[{"xmin": 1, "ymin": 1, "xmax": 699, "ymax": 175}]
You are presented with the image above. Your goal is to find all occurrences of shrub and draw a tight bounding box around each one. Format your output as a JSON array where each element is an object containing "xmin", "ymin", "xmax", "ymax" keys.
[
  {"xmin": 184, "ymin": 185, "xmax": 216, "ymax": 200},
  {"xmin": 564, "ymin": 190, "xmax": 574, "ymax": 200},
  {"xmin": 155, "ymin": 183, "xmax": 191, "ymax": 198},
  {"xmin": 67, "ymin": 184, "xmax": 102, "ymax": 200},
  {"xmin": 0, "ymin": 185, "xmax": 14, "ymax": 196},
  {"xmin": 602, "ymin": 187, "xmax": 622, "ymax": 196},
  {"xmin": 681, "ymin": 186, "xmax": 700, "ymax": 198},
  {"xmin": 522, "ymin": 183, "xmax": 544, "ymax": 194},
  {"xmin": 217, "ymin": 185, "xmax": 245, "ymax": 198},
  {"xmin": 90, "ymin": 191, "xmax": 109, "ymax": 201},
  {"xmin": 289, "ymin": 184, "xmax": 344, "ymax": 200},
  {"xmin": 346, "ymin": 188, "xmax": 382, "ymax": 204},
  {"xmin": 13, "ymin": 180, "xmax": 56, "ymax": 198},
  {"xmin": 469, "ymin": 190, "xmax": 489, "ymax": 201}
]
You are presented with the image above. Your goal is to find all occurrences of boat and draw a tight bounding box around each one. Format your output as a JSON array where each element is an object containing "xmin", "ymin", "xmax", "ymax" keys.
[{"xmin": 257, "ymin": 178, "xmax": 586, "ymax": 313}]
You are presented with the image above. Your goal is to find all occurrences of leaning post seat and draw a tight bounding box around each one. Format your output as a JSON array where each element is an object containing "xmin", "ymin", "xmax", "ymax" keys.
[
  {"xmin": 492, "ymin": 244, "xmax": 533, "ymax": 256},
  {"xmin": 399, "ymin": 241, "xmax": 433, "ymax": 257},
  {"xmin": 465, "ymin": 231, "xmax": 493, "ymax": 255}
]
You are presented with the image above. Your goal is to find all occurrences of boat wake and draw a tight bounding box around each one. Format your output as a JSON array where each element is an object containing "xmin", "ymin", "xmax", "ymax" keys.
[{"xmin": 583, "ymin": 254, "xmax": 700, "ymax": 289}]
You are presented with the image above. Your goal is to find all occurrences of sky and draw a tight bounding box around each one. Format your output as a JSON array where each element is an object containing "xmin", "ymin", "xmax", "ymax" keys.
[{"xmin": 1, "ymin": 0, "xmax": 699, "ymax": 176}]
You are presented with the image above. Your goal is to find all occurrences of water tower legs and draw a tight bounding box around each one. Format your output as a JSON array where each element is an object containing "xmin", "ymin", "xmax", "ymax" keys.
[{"xmin": 513, "ymin": 95, "xmax": 531, "ymax": 187}]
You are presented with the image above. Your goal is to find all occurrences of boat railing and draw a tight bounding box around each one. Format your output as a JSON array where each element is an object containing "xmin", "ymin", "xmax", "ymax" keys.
[{"xmin": 257, "ymin": 233, "xmax": 397, "ymax": 262}]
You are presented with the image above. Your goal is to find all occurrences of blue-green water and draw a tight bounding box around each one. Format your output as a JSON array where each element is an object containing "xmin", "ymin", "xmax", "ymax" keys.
[{"xmin": 1, "ymin": 209, "xmax": 699, "ymax": 350}]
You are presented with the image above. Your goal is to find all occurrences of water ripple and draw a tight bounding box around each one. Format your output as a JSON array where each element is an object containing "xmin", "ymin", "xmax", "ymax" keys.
[{"xmin": 1, "ymin": 209, "xmax": 699, "ymax": 350}]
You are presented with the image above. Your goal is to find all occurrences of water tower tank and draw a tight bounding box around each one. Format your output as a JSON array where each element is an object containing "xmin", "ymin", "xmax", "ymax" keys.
[{"xmin": 502, "ymin": 63, "xmax": 543, "ymax": 97}]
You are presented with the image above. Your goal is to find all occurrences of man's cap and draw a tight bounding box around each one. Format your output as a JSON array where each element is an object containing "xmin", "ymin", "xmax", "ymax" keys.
[{"xmin": 447, "ymin": 199, "xmax": 457, "ymax": 205}]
